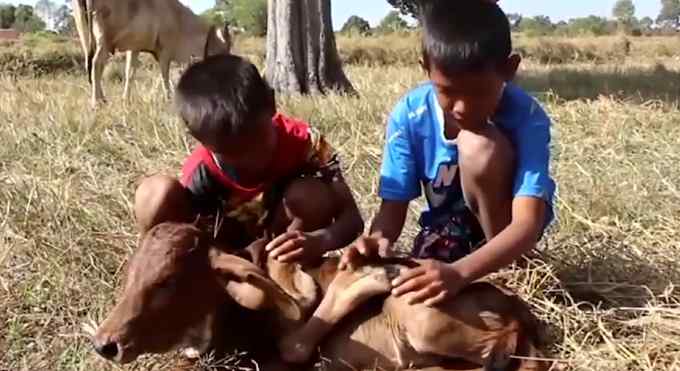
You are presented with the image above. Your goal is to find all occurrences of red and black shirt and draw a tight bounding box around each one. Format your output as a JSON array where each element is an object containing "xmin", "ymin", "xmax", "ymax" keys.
[{"xmin": 179, "ymin": 113, "xmax": 341, "ymax": 229}]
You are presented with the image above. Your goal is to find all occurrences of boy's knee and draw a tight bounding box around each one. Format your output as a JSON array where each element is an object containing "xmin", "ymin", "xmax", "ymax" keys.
[
  {"xmin": 134, "ymin": 174, "xmax": 192, "ymax": 233},
  {"xmin": 458, "ymin": 127, "xmax": 515, "ymax": 238},
  {"xmin": 457, "ymin": 127, "xmax": 515, "ymax": 180},
  {"xmin": 275, "ymin": 178, "xmax": 338, "ymax": 233}
]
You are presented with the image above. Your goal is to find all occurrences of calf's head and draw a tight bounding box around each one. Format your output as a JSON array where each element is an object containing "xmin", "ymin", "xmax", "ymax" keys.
[{"xmin": 91, "ymin": 222, "xmax": 302, "ymax": 364}]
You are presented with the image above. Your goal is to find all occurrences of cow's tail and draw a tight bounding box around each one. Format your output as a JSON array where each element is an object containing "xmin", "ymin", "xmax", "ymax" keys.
[{"xmin": 72, "ymin": 0, "xmax": 95, "ymax": 84}]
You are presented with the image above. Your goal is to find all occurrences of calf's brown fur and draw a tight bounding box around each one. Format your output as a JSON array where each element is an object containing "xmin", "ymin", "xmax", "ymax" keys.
[{"xmin": 92, "ymin": 222, "xmax": 551, "ymax": 371}]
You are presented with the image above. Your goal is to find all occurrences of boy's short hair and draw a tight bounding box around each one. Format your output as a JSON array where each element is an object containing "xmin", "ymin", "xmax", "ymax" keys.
[
  {"xmin": 420, "ymin": 0, "xmax": 511, "ymax": 74},
  {"xmin": 175, "ymin": 54, "xmax": 274, "ymax": 141}
]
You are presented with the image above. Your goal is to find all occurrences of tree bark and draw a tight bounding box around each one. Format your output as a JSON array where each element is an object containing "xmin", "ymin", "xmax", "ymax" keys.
[{"xmin": 265, "ymin": 0, "xmax": 355, "ymax": 95}]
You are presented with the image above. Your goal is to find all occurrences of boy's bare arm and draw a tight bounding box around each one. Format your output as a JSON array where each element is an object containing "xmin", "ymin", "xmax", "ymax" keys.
[
  {"xmin": 265, "ymin": 176, "xmax": 364, "ymax": 263},
  {"xmin": 389, "ymin": 196, "xmax": 545, "ymax": 307},
  {"xmin": 338, "ymin": 200, "xmax": 409, "ymax": 270},
  {"xmin": 367, "ymin": 200, "xmax": 409, "ymax": 247},
  {"xmin": 453, "ymin": 196, "xmax": 546, "ymax": 282},
  {"xmin": 319, "ymin": 177, "xmax": 364, "ymax": 252}
]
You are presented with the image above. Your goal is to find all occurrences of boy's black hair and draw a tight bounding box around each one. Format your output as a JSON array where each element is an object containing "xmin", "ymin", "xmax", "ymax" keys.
[
  {"xmin": 420, "ymin": 0, "xmax": 512, "ymax": 74},
  {"xmin": 175, "ymin": 54, "xmax": 274, "ymax": 141}
]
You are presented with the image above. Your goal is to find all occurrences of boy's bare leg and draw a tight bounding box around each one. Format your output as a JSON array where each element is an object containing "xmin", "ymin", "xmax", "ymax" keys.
[
  {"xmin": 268, "ymin": 178, "xmax": 339, "ymax": 236},
  {"xmin": 458, "ymin": 125, "xmax": 537, "ymax": 264},
  {"xmin": 134, "ymin": 174, "xmax": 194, "ymax": 235},
  {"xmin": 458, "ymin": 124, "xmax": 515, "ymax": 241}
]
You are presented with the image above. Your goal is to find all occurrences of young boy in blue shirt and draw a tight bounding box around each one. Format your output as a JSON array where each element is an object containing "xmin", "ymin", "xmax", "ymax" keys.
[{"xmin": 339, "ymin": 0, "xmax": 556, "ymax": 307}]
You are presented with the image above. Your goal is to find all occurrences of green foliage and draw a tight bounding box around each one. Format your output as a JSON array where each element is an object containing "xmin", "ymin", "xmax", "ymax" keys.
[
  {"xmin": 613, "ymin": 0, "xmax": 636, "ymax": 24},
  {"xmin": 518, "ymin": 15, "xmax": 554, "ymax": 37},
  {"xmin": 53, "ymin": 4, "xmax": 72, "ymax": 34},
  {"xmin": 12, "ymin": 5, "xmax": 46, "ymax": 33},
  {"xmin": 507, "ymin": 13, "xmax": 522, "ymax": 31},
  {"xmin": 217, "ymin": 0, "xmax": 267, "ymax": 37},
  {"xmin": 0, "ymin": 4, "xmax": 16, "ymax": 29},
  {"xmin": 639, "ymin": 16, "xmax": 654, "ymax": 31},
  {"xmin": 341, "ymin": 15, "xmax": 371, "ymax": 36},
  {"xmin": 658, "ymin": 0, "xmax": 680, "ymax": 26},
  {"xmin": 378, "ymin": 11, "xmax": 409, "ymax": 33},
  {"xmin": 57, "ymin": 10, "xmax": 76, "ymax": 36},
  {"xmin": 386, "ymin": 0, "xmax": 419, "ymax": 19},
  {"xmin": 612, "ymin": 0, "xmax": 636, "ymax": 33},
  {"xmin": 558, "ymin": 16, "xmax": 612, "ymax": 36},
  {"xmin": 201, "ymin": 8, "xmax": 227, "ymax": 28}
]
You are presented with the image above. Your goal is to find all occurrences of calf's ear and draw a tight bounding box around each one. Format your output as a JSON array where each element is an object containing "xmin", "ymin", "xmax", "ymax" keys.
[{"xmin": 208, "ymin": 248, "xmax": 302, "ymax": 321}]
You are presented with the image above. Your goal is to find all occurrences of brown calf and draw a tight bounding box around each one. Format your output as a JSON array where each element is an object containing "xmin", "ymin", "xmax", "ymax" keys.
[{"xmin": 91, "ymin": 222, "xmax": 551, "ymax": 370}]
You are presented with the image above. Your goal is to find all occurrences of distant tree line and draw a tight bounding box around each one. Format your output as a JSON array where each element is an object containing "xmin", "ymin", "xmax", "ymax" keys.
[
  {"xmin": 0, "ymin": 0, "xmax": 75, "ymax": 35},
  {"xmin": 383, "ymin": 0, "xmax": 680, "ymax": 36},
  {"xmin": 199, "ymin": 0, "xmax": 680, "ymax": 38},
  {"xmin": 201, "ymin": 0, "xmax": 415, "ymax": 37}
]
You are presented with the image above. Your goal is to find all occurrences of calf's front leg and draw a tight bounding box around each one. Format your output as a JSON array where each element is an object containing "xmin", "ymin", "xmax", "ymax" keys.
[{"xmin": 278, "ymin": 264, "xmax": 396, "ymax": 364}]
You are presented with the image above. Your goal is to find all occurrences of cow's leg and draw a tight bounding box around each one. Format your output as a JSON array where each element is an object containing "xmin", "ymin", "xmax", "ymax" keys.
[
  {"xmin": 123, "ymin": 50, "xmax": 139, "ymax": 102},
  {"xmin": 90, "ymin": 35, "xmax": 109, "ymax": 106},
  {"xmin": 158, "ymin": 52, "xmax": 173, "ymax": 99}
]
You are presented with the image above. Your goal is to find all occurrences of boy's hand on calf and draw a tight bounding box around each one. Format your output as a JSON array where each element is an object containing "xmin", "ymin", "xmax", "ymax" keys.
[
  {"xmin": 266, "ymin": 230, "xmax": 328, "ymax": 264},
  {"xmin": 391, "ymin": 260, "xmax": 468, "ymax": 307},
  {"xmin": 338, "ymin": 235, "xmax": 391, "ymax": 271}
]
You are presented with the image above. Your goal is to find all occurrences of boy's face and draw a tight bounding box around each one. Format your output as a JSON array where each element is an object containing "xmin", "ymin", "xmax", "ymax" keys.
[
  {"xmin": 205, "ymin": 112, "xmax": 278, "ymax": 178},
  {"xmin": 426, "ymin": 55, "xmax": 520, "ymax": 131}
]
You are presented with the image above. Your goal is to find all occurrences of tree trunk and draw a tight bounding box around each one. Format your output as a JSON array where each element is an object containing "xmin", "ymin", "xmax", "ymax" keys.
[{"xmin": 265, "ymin": 0, "xmax": 355, "ymax": 95}]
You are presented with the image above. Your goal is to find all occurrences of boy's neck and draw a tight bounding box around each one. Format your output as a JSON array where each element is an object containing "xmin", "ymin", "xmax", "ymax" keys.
[
  {"xmin": 212, "ymin": 153, "xmax": 266, "ymax": 188},
  {"xmin": 443, "ymin": 115, "xmax": 461, "ymax": 141}
]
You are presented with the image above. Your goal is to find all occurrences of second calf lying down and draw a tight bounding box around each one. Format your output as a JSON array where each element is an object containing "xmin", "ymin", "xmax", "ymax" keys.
[
  {"xmin": 252, "ymin": 242, "xmax": 550, "ymax": 371},
  {"xmin": 91, "ymin": 222, "xmax": 551, "ymax": 371}
]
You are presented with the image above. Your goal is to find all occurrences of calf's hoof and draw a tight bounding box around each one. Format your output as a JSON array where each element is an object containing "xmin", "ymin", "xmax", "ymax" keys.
[
  {"xmin": 279, "ymin": 336, "xmax": 314, "ymax": 364},
  {"xmin": 181, "ymin": 347, "xmax": 202, "ymax": 360}
]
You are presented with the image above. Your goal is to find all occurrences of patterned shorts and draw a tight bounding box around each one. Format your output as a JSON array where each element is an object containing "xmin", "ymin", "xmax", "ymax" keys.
[{"xmin": 412, "ymin": 207, "xmax": 485, "ymax": 264}]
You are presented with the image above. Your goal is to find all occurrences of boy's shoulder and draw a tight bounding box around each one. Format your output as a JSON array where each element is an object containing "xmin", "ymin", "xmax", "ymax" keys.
[
  {"xmin": 267, "ymin": 112, "xmax": 342, "ymax": 185},
  {"xmin": 496, "ymin": 83, "xmax": 551, "ymax": 125},
  {"xmin": 390, "ymin": 81, "xmax": 437, "ymax": 123},
  {"xmin": 271, "ymin": 112, "xmax": 337, "ymax": 172}
]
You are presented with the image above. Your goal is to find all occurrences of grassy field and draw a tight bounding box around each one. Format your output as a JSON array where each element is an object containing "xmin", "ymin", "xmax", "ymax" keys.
[
  {"xmin": 4, "ymin": 32, "xmax": 680, "ymax": 75},
  {"xmin": 1, "ymin": 34, "xmax": 680, "ymax": 370}
]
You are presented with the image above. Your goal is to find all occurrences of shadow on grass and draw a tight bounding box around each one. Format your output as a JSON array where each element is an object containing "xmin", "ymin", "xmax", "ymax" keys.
[
  {"xmin": 517, "ymin": 64, "xmax": 680, "ymax": 103},
  {"xmin": 542, "ymin": 234, "xmax": 680, "ymax": 310}
]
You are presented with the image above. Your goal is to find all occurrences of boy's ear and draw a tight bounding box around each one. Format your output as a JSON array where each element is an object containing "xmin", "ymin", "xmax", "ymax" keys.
[
  {"xmin": 418, "ymin": 54, "xmax": 429, "ymax": 73},
  {"xmin": 500, "ymin": 53, "xmax": 521, "ymax": 82}
]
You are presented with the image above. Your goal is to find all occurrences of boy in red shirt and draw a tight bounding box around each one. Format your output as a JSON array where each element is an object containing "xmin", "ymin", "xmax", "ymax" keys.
[{"xmin": 134, "ymin": 54, "xmax": 363, "ymax": 264}]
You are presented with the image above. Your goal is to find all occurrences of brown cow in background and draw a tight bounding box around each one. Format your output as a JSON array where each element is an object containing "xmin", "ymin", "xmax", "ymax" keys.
[{"xmin": 71, "ymin": 0, "xmax": 231, "ymax": 107}]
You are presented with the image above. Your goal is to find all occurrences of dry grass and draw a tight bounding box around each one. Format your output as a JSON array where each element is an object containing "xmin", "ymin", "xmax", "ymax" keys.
[
  {"xmin": 236, "ymin": 34, "xmax": 680, "ymax": 68},
  {"xmin": 4, "ymin": 33, "xmax": 680, "ymax": 77},
  {"xmin": 1, "ymin": 48, "xmax": 680, "ymax": 370}
]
